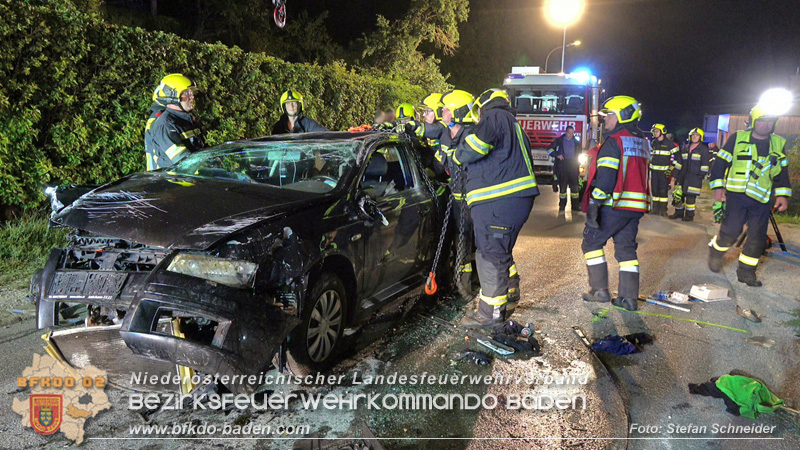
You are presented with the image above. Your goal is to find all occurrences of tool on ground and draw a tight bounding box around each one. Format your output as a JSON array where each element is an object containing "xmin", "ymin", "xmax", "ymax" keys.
[
  {"xmin": 613, "ymin": 306, "xmax": 748, "ymax": 333},
  {"xmin": 425, "ymin": 196, "xmax": 453, "ymax": 295},
  {"xmin": 736, "ymin": 305, "xmax": 763, "ymax": 323},
  {"xmin": 573, "ymin": 325, "xmax": 633, "ymax": 441},
  {"xmin": 520, "ymin": 323, "xmax": 534, "ymax": 337},
  {"xmin": 769, "ymin": 212, "xmax": 794, "ymax": 255},
  {"xmin": 421, "ymin": 314, "xmax": 514, "ymax": 355},
  {"xmin": 639, "ymin": 296, "xmax": 691, "ymax": 312}
]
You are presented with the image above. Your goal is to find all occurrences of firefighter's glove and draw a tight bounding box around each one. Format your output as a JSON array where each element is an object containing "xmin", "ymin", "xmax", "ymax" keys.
[
  {"xmin": 586, "ymin": 199, "xmax": 601, "ymax": 229},
  {"xmin": 713, "ymin": 201, "xmax": 726, "ymax": 224},
  {"xmin": 672, "ymin": 187, "xmax": 683, "ymax": 206}
]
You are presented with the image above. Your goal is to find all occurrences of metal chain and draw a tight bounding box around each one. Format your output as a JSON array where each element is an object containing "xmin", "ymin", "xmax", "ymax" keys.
[
  {"xmin": 454, "ymin": 167, "xmax": 468, "ymax": 287},
  {"xmin": 407, "ymin": 134, "xmax": 441, "ymax": 217},
  {"xmin": 430, "ymin": 195, "xmax": 453, "ymax": 275}
]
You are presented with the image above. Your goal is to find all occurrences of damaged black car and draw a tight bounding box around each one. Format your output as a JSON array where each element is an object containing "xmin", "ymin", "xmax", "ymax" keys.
[{"xmin": 30, "ymin": 132, "xmax": 448, "ymax": 394}]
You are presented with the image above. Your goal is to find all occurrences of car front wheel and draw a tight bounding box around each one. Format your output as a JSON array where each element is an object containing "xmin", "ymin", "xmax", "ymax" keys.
[{"xmin": 287, "ymin": 272, "xmax": 347, "ymax": 373}]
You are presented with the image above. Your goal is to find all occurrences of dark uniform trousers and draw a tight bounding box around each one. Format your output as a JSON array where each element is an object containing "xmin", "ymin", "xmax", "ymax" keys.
[
  {"xmin": 581, "ymin": 207, "xmax": 643, "ymax": 299},
  {"xmin": 710, "ymin": 192, "xmax": 771, "ymax": 272},
  {"xmin": 470, "ymin": 196, "xmax": 534, "ymax": 320},
  {"xmin": 650, "ymin": 170, "xmax": 670, "ymax": 213},
  {"xmin": 556, "ymin": 159, "xmax": 581, "ymax": 207}
]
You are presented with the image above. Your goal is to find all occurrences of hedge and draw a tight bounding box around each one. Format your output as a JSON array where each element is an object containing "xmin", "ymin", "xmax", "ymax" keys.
[{"xmin": 0, "ymin": 1, "xmax": 425, "ymax": 209}]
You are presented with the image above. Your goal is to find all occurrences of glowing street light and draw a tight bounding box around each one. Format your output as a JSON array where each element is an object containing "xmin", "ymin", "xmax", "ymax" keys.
[
  {"xmin": 757, "ymin": 88, "xmax": 794, "ymax": 116},
  {"xmin": 543, "ymin": 0, "xmax": 586, "ymax": 73},
  {"xmin": 544, "ymin": 40, "xmax": 581, "ymax": 73}
]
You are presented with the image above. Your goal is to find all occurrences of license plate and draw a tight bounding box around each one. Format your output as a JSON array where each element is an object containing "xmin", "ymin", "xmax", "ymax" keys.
[
  {"xmin": 531, "ymin": 153, "xmax": 550, "ymax": 161},
  {"xmin": 49, "ymin": 271, "xmax": 128, "ymax": 300}
]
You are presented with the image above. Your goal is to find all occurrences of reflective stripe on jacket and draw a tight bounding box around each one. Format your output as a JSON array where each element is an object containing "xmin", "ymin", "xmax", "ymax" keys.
[
  {"xmin": 675, "ymin": 142, "xmax": 710, "ymax": 195},
  {"xmin": 584, "ymin": 126, "xmax": 650, "ymax": 213},
  {"xmin": 650, "ymin": 138, "xmax": 677, "ymax": 171},
  {"xmin": 144, "ymin": 108, "xmax": 204, "ymax": 170},
  {"xmin": 710, "ymin": 131, "xmax": 789, "ymax": 203},
  {"xmin": 453, "ymin": 101, "xmax": 539, "ymax": 206}
]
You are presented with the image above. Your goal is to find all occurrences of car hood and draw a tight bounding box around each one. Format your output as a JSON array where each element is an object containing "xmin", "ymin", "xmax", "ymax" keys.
[{"xmin": 53, "ymin": 172, "xmax": 329, "ymax": 250}]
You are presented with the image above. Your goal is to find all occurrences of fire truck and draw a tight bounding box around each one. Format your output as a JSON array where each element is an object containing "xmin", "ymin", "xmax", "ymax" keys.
[{"xmin": 503, "ymin": 66, "xmax": 603, "ymax": 177}]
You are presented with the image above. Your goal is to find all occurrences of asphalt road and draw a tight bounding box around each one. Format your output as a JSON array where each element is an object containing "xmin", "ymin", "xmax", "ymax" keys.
[{"xmin": 1, "ymin": 189, "xmax": 798, "ymax": 449}]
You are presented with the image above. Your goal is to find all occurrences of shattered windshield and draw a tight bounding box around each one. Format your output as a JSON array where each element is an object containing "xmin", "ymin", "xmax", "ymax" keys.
[{"xmin": 169, "ymin": 141, "xmax": 360, "ymax": 193}]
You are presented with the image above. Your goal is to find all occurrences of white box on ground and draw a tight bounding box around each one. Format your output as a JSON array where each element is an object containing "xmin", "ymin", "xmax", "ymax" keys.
[{"xmin": 689, "ymin": 284, "xmax": 729, "ymax": 301}]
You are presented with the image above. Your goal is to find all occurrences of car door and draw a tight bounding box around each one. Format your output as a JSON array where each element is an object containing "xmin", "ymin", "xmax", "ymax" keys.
[{"xmin": 360, "ymin": 143, "xmax": 429, "ymax": 301}]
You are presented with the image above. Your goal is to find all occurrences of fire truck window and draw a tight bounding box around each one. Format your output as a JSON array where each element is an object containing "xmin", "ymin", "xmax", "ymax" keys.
[{"xmin": 510, "ymin": 87, "xmax": 586, "ymax": 115}]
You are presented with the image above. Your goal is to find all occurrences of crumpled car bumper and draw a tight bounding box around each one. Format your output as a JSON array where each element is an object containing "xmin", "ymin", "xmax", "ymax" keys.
[{"xmin": 34, "ymin": 249, "xmax": 300, "ymax": 394}]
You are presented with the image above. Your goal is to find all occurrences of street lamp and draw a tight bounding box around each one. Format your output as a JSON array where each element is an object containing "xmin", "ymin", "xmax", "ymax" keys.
[
  {"xmin": 544, "ymin": 40, "xmax": 581, "ymax": 73},
  {"xmin": 543, "ymin": 0, "xmax": 586, "ymax": 73}
]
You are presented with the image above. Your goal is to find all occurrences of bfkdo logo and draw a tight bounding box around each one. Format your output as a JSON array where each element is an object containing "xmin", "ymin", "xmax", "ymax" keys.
[
  {"xmin": 30, "ymin": 395, "xmax": 62, "ymax": 435},
  {"xmin": 13, "ymin": 354, "xmax": 111, "ymax": 444}
]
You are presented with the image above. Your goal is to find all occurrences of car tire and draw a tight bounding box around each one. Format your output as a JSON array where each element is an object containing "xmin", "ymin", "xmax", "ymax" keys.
[{"xmin": 287, "ymin": 272, "xmax": 347, "ymax": 374}]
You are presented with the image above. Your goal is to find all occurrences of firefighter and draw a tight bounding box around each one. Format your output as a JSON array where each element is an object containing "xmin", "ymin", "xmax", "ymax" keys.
[
  {"xmin": 406, "ymin": 93, "xmax": 447, "ymax": 148},
  {"xmin": 393, "ymin": 103, "xmax": 416, "ymax": 126},
  {"xmin": 707, "ymin": 105, "xmax": 792, "ymax": 286},
  {"xmin": 547, "ymin": 126, "xmax": 582, "ymax": 211},
  {"xmin": 143, "ymin": 82, "xmax": 168, "ymax": 171},
  {"xmin": 144, "ymin": 74, "xmax": 206, "ymax": 170},
  {"xmin": 649, "ymin": 123, "xmax": 678, "ymax": 216},
  {"xmin": 454, "ymin": 88, "xmax": 539, "ymax": 327},
  {"xmin": 272, "ymin": 90, "xmax": 327, "ymax": 134},
  {"xmin": 436, "ymin": 90, "xmax": 476, "ymax": 299},
  {"xmin": 581, "ymin": 96, "xmax": 650, "ymax": 311},
  {"xmin": 669, "ymin": 128, "xmax": 710, "ymax": 221}
]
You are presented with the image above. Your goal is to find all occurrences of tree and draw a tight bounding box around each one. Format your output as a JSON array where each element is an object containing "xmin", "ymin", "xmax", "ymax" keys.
[{"xmin": 359, "ymin": 0, "xmax": 469, "ymax": 93}]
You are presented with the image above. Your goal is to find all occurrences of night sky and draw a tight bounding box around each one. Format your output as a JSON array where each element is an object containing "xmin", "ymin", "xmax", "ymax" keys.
[{"xmin": 296, "ymin": 0, "xmax": 800, "ymax": 132}]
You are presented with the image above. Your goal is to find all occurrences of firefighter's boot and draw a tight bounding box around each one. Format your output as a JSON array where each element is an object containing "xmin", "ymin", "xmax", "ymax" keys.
[
  {"xmin": 461, "ymin": 299, "xmax": 505, "ymax": 328},
  {"xmin": 583, "ymin": 288, "xmax": 611, "ymax": 303},
  {"xmin": 669, "ymin": 208, "xmax": 684, "ymax": 220},
  {"xmin": 736, "ymin": 267, "xmax": 763, "ymax": 287},
  {"xmin": 583, "ymin": 260, "xmax": 610, "ymax": 302},
  {"xmin": 708, "ymin": 246, "xmax": 724, "ymax": 273},
  {"xmin": 612, "ymin": 297, "xmax": 638, "ymax": 311},
  {"xmin": 571, "ymin": 193, "xmax": 581, "ymax": 211},
  {"xmin": 614, "ymin": 267, "xmax": 639, "ymax": 310}
]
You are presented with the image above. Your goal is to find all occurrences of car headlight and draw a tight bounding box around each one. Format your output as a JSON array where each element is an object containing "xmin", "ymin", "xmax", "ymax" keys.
[
  {"xmin": 167, "ymin": 254, "xmax": 258, "ymax": 289},
  {"xmin": 578, "ymin": 154, "xmax": 588, "ymax": 165}
]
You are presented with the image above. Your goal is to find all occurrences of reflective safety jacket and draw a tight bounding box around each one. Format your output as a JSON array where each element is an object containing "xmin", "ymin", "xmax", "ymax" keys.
[
  {"xmin": 584, "ymin": 125, "xmax": 650, "ymax": 213},
  {"xmin": 144, "ymin": 102, "xmax": 165, "ymax": 171},
  {"xmin": 650, "ymin": 137, "xmax": 678, "ymax": 172},
  {"xmin": 710, "ymin": 131, "xmax": 792, "ymax": 203},
  {"xmin": 413, "ymin": 120, "xmax": 447, "ymax": 150},
  {"xmin": 436, "ymin": 124, "xmax": 472, "ymax": 200},
  {"xmin": 453, "ymin": 101, "xmax": 539, "ymax": 206},
  {"xmin": 144, "ymin": 108, "xmax": 205, "ymax": 170},
  {"xmin": 674, "ymin": 142, "xmax": 710, "ymax": 195}
]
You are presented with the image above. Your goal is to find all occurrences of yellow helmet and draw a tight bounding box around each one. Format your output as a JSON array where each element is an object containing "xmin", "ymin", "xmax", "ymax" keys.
[
  {"xmin": 395, "ymin": 103, "xmax": 416, "ymax": 123},
  {"xmin": 651, "ymin": 123, "xmax": 667, "ymax": 135},
  {"xmin": 472, "ymin": 88, "xmax": 509, "ymax": 117},
  {"xmin": 420, "ymin": 93, "xmax": 444, "ymax": 121},
  {"xmin": 153, "ymin": 74, "xmax": 198, "ymax": 106},
  {"xmin": 280, "ymin": 90, "xmax": 305, "ymax": 113},
  {"xmin": 600, "ymin": 96, "xmax": 642, "ymax": 124},
  {"xmin": 441, "ymin": 90, "xmax": 475, "ymax": 124},
  {"xmin": 746, "ymin": 104, "xmax": 779, "ymax": 128},
  {"xmin": 689, "ymin": 127, "xmax": 705, "ymax": 140}
]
